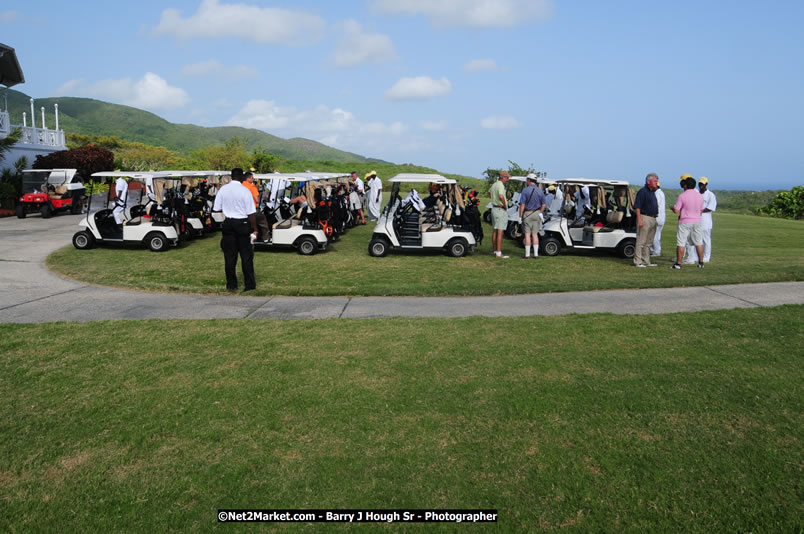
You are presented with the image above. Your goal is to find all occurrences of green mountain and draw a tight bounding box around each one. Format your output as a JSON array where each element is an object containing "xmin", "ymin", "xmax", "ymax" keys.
[{"xmin": 2, "ymin": 88, "xmax": 385, "ymax": 163}]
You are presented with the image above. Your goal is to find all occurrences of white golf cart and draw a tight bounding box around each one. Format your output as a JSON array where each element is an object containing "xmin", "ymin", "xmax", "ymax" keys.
[
  {"xmin": 539, "ymin": 178, "xmax": 637, "ymax": 258},
  {"xmin": 250, "ymin": 173, "xmax": 329, "ymax": 255},
  {"xmin": 16, "ymin": 168, "xmax": 86, "ymax": 218},
  {"xmin": 368, "ymin": 173, "xmax": 478, "ymax": 257},
  {"xmin": 72, "ymin": 171, "xmax": 180, "ymax": 252}
]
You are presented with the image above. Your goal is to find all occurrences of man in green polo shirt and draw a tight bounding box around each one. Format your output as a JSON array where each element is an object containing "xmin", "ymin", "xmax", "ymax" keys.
[{"xmin": 490, "ymin": 170, "xmax": 510, "ymax": 258}]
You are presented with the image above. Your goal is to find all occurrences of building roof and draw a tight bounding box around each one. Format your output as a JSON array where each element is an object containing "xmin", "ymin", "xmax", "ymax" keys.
[{"xmin": 0, "ymin": 44, "xmax": 24, "ymax": 88}]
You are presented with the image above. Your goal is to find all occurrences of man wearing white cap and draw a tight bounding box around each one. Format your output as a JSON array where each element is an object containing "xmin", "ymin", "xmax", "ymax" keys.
[{"xmin": 685, "ymin": 177, "xmax": 717, "ymax": 263}]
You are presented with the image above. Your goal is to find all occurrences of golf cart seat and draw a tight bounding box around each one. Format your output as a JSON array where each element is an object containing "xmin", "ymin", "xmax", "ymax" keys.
[
  {"xmin": 421, "ymin": 222, "xmax": 443, "ymax": 232},
  {"xmin": 50, "ymin": 185, "xmax": 68, "ymax": 199},
  {"xmin": 607, "ymin": 210, "xmax": 623, "ymax": 224},
  {"xmin": 274, "ymin": 219, "xmax": 302, "ymax": 230},
  {"xmin": 123, "ymin": 204, "xmax": 147, "ymax": 225}
]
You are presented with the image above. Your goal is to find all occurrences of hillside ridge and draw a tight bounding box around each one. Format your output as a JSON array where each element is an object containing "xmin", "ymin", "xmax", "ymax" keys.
[{"xmin": 3, "ymin": 89, "xmax": 386, "ymax": 163}]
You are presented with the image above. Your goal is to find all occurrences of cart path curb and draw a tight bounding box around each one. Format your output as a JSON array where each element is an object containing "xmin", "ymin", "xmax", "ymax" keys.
[{"xmin": 704, "ymin": 286, "xmax": 761, "ymax": 308}]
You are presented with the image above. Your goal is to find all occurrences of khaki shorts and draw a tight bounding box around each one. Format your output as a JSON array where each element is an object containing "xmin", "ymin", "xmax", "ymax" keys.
[
  {"xmin": 491, "ymin": 207, "xmax": 508, "ymax": 230},
  {"xmin": 677, "ymin": 222, "xmax": 702, "ymax": 247},
  {"xmin": 522, "ymin": 211, "xmax": 542, "ymax": 234}
]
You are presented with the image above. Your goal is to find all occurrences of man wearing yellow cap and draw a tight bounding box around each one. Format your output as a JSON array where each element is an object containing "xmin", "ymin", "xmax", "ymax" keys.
[{"xmin": 685, "ymin": 177, "xmax": 717, "ymax": 263}]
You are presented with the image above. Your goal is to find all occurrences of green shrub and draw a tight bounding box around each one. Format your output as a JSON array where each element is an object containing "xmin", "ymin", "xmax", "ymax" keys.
[{"xmin": 759, "ymin": 186, "xmax": 804, "ymax": 219}]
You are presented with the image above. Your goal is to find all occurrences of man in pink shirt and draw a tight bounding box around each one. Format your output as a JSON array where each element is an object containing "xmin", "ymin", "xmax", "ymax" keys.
[{"xmin": 671, "ymin": 176, "xmax": 705, "ymax": 269}]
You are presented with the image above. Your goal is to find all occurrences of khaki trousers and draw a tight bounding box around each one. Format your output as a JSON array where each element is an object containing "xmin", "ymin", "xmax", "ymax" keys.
[{"xmin": 635, "ymin": 215, "xmax": 657, "ymax": 266}]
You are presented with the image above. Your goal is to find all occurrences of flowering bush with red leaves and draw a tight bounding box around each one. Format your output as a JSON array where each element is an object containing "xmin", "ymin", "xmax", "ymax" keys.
[{"xmin": 33, "ymin": 145, "xmax": 114, "ymax": 180}]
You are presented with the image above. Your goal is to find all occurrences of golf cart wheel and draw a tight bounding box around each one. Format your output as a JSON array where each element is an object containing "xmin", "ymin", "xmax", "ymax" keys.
[
  {"xmin": 40, "ymin": 205, "xmax": 52, "ymax": 218},
  {"xmin": 446, "ymin": 238, "xmax": 469, "ymax": 258},
  {"xmin": 506, "ymin": 222, "xmax": 523, "ymax": 240},
  {"xmin": 483, "ymin": 209, "xmax": 491, "ymax": 224},
  {"xmin": 297, "ymin": 236, "xmax": 317, "ymax": 255},
  {"xmin": 540, "ymin": 236, "xmax": 562, "ymax": 257},
  {"xmin": 146, "ymin": 232, "xmax": 169, "ymax": 252},
  {"xmin": 618, "ymin": 238, "xmax": 636, "ymax": 259},
  {"xmin": 16, "ymin": 205, "xmax": 26, "ymax": 218},
  {"xmin": 368, "ymin": 237, "xmax": 389, "ymax": 257},
  {"xmin": 72, "ymin": 230, "xmax": 96, "ymax": 250}
]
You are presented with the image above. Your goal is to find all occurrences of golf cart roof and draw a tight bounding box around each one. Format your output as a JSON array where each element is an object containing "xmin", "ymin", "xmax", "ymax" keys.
[
  {"xmin": 298, "ymin": 172, "xmax": 350, "ymax": 180},
  {"xmin": 253, "ymin": 173, "xmax": 312, "ymax": 182},
  {"xmin": 557, "ymin": 178, "xmax": 632, "ymax": 187},
  {"xmin": 509, "ymin": 175, "xmax": 528, "ymax": 182},
  {"xmin": 91, "ymin": 171, "xmax": 173, "ymax": 182},
  {"xmin": 390, "ymin": 173, "xmax": 456, "ymax": 184},
  {"xmin": 159, "ymin": 170, "xmax": 207, "ymax": 176}
]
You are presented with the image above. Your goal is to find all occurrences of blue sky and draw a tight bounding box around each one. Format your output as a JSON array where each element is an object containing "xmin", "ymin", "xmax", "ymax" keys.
[{"xmin": 2, "ymin": 0, "xmax": 802, "ymax": 189}]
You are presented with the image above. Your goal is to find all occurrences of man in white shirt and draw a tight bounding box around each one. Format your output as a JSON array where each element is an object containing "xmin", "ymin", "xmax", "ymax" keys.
[
  {"xmin": 574, "ymin": 185, "xmax": 591, "ymax": 220},
  {"xmin": 685, "ymin": 176, "xmax": 717, "ymax": 263},
  {"xmin": 650, "ymin": 181, "xmax": 666, "ymax": 256},
  {"xmin": 351, "ymin": 171, "xmax": 366, "ymax": 224},
  {"xmin": 113, "ymin": 176, "xmax": 128, "ymax": 225},
  {"xmin": 366, "ymin": 170, "xmax": 382, "ymax": 221},
  {"xmin": 213, "ymin": 168, "xmax": 258, "ymax": 292},
  {"xmin": 544, "ymin": 185, "xmax": 555, "ymax": 213}
]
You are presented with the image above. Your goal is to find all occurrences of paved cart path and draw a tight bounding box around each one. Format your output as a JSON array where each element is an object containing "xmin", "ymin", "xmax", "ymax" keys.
[{"xmin": 1, "ymin": 214, "xmax": 802, "ymax": 323}]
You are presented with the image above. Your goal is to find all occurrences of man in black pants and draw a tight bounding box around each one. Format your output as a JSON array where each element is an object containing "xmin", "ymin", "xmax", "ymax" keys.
[{"xmin": 212, "ymin": 168, "xmax": 258, "ymax": 292}]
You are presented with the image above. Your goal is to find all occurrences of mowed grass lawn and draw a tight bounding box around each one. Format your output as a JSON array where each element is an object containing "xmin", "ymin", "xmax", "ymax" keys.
[
  {"xmin": 1, "ymin": 306, "xmax": 802, "ymax": 532},
  {"xmin": 46, "ymin": 211, "xmax": 804, "ymax": 296}
]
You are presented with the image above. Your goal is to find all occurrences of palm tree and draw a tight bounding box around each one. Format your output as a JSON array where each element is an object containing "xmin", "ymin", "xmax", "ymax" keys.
[{"xmin": 0, "ymin": 128, "xmax": 22, "ymax": 165}]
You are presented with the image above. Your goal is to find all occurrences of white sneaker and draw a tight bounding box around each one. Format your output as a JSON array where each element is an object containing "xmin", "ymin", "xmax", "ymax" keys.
[
  {"xmin": 647, "ymin": 263, "xmax": 658, "ymax": 267},
  {"xmin": 636, "ymin": 264, "xmax": 647, "ymax": 268}
]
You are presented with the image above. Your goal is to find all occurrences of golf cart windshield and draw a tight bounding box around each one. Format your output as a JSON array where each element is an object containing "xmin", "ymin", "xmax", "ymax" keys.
[{"xmin": 21, "ymin": 169, "xmax": 81, "ymax": 193}]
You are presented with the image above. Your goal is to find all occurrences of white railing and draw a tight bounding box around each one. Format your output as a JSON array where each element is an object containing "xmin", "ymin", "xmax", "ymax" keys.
[
  {"xmin": 15, "ymin": 125, "xmax": 66, "ymax": 147},
  {"xmin": 0, "ymin": 111, "xmax": 9, "ymax": 136}
]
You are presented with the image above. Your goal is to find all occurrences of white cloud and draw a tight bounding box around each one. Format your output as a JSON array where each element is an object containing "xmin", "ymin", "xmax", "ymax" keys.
[
  {"xmin": 385, "ymin": 76, "xmax": 452, "ymax": 100},
  {"xmin": 0, "ymin": 11, "xmax": 20, "ymax": 23},
  {"xmin": 154, "ymin": 0, "xmax": 325, "ymax": 46},
  {"xmin": 227, "ymin": 99, "xmax": 407, "ymax": 152},
  {"xmin": 420, "ymin": 120, "xmax": 448, "ymax": 131},
  {"xmin": 333, "ymin": 19, "xmax": 397, "ymax": 67},
  {"xmin": 371, "ymin": 0, "xmax": 553, "ymax": 28},
  {"xmin": 181, "ymin": 59, "xmax": 258, "ymax": 79},
  {"xmin": 481, "ymin": 115, "xmax": 520, "ymax": 129},
  {"xmin": 464, "ymin": 59, "xmax": 503, "ymax": 73},
  {"xmin": 54, "ymin": 73, "xmax": 189, "ymax": 111}
]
